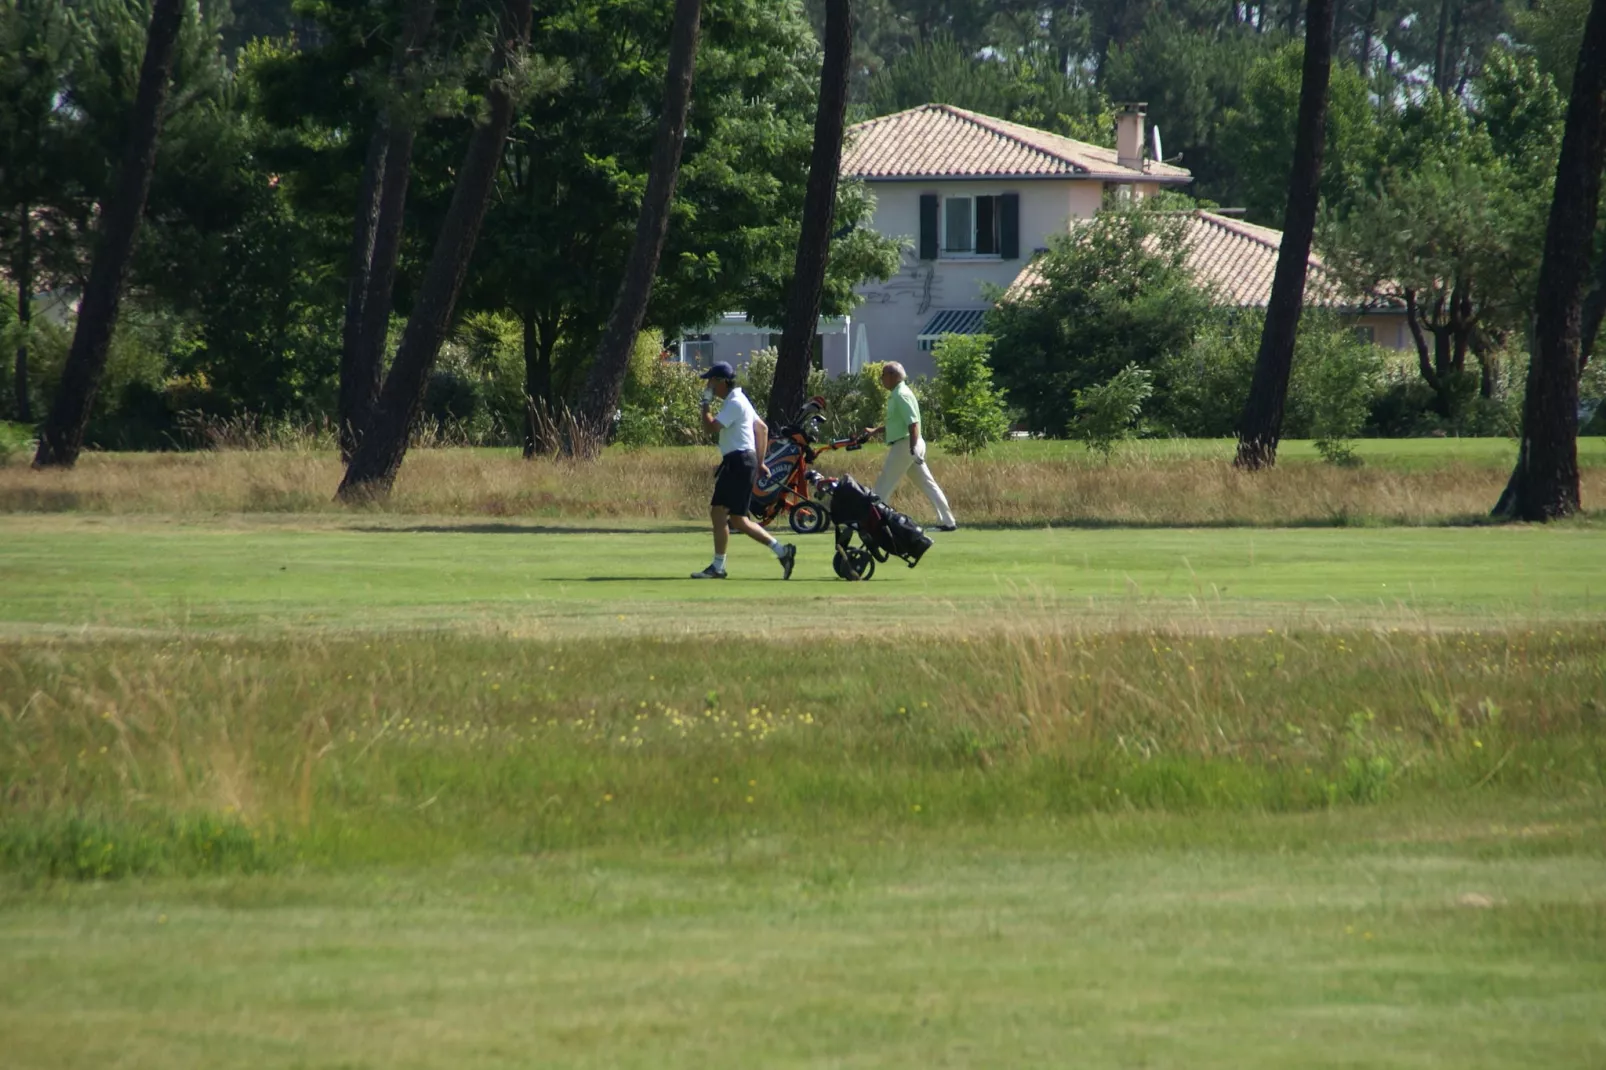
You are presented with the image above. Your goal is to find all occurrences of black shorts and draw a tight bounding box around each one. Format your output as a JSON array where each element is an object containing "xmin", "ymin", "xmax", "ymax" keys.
[{"xmin": 711, "ymin": 450, "xmax": 757, "ymax": 516}]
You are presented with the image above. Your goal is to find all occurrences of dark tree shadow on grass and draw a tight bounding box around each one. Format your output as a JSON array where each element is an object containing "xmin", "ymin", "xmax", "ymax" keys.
[{"xmin": 351, "ymin": 523, "xmax": 694, "ymax": 536}]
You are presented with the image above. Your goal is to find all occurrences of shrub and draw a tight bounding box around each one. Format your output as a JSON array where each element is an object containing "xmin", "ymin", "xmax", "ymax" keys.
[
  {"xmin": 1157, "ymin": 311, "xmax": 1389, "ymax": 449},
  {"xmin": 1367, "ymin": 368, "xmax": 1441, "ymax": 436},
  {"xmin": 1154, "ymin": 313, "xmax": 1259, "ymax": 437},
  {"xmin": 932, "ymin": 334, "xmax": 1009, "ymax": 453},
  {"xmin": 618, "ymin": 331, "xmax": 706, "ymax": 447},
  {"xmin": 1582, "ymin": 354, "xmax": 1606, "ymax": 435},
  {"xmin": 817, "ymin": 360, "xmax": 890, "ymax": 440},
  {"xmin": 910, "ymin": 374, "xmax": 946, "ymax": 443},
  {"xmin": 987, "ymin": 206, "xmax": 1214, "ymax": 436},
  {"xmin": 1286, "ymin": 315, "xmax": 1385, "ymax": 464},
  {"xmin": 739, "ymin": 347, "xmax": 777, "ymax": 420},
  {"xmin": 1071, "ymin": 363, "xmax": 1153, "ymax": 460},
  {"xmin": 0, "ymin": 421, "xmax": 35, "ymax": 464}
]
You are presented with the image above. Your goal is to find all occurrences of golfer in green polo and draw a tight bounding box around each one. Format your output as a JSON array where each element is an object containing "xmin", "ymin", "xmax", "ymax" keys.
[{"xmin": 862, "ymin": 362, "xmax": 957, "ymax": 531}]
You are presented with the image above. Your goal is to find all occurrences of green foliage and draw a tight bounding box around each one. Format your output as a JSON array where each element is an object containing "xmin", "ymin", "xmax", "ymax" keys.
[
  {"xmin": 0, "ymin": 0, "xmax": 83, "ymax": 302},
  {"xmin": 1581, "ymin": 354, "xmax": 1606, "ymax": 435},
  {"xmin": 932, "ymin": 334, "xmax": 1009, "ymax": 454},
  {"xmin": 1475, "ymin": 47, "xmax": 1566, "ymax": 184},
  {"xmin": 738, "ymin": 348, "xmax": 778, "ymax": 426},
  {"xmin": 461, "ymin": 0, "xmax": 900, "ymax": 394},
  {"xmin": 1320, "ymin": 87, "xmax": 1556, "ymax": 406},
  {"xmin": 1286, "ymin": 316, "xmax": 1386, "ymax": 466},
  {"xmin": 0, "ymin": 811, "xmax": 279, "ymax": 882},
  {"xmin": 1220, "ymin": 41, "xmax": 1380, "ymax": 224},
  {"xmin": 25, "ymin": 301, "xmax": 196, "ymax": 450},
  {"xmin": 987, "ymin": 207, "xmax": 1213, "ymax": 436},
  {"xmin": 864, "ymin": 32, "xmax": 1112, "ymax": 143},
  {"xmin": 1102, "ymin": 13, "xmax": 1265, "ymax": 205},
  {"xmin": 836, "ymin": 361, "xmax": 891, "ymax": 438},
  {"xmin": 1155, "ymin": 311, "xmax": 1389, "ymax": 449},
  {"xmin": 0, "ymin": 420, "xmax": 34, "ymax": 463},
  {"xmin": 1153, "ymin": 312, "xmax": 1259, "ymax": 437},
  {"xmin": 1514, "ymin": 0, "xmax": 1590, "ymax": 95},
  {"xmin": 1071, "ymin": 363, "xmax": 1153, "ymax": 460},
  {"xmin": 617, "ymin": 332, "xmax": 705, "ymax": 449}
]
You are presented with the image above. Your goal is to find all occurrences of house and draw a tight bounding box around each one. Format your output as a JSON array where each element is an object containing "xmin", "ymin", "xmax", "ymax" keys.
[
  {"xmin": 843, "ymin": 102, "xmax": 1192, "ymax": 377},
  {"xmin": 1004, "ymin": 210, "xmax": 1410, "ymax": 346},
  {"xmin": 677, "ymin": 102, "xmax": 1403, "ymax": 378}
]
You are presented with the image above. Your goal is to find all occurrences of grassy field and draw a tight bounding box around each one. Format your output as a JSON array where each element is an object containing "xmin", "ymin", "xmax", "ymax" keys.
[
  {"xmin": 5, "ymin": 513, "xmax": 1606, "ymax": 636},
  {"xmin": 4, "ymin": 437, "xmax": 1605, "ymax": 526},
  {"xmin": 4, "ymin": 804, "xmax": 1603, "ymax": 1069},
  {"xmin": 2, "ymin": 443, "xmax": 1604, "ymax": 1067}
]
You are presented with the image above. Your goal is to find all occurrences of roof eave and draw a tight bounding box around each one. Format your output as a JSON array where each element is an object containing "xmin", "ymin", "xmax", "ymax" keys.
[{"xmin": 847, "ymin": 171, "xmax": 1193, "ymax": 183}]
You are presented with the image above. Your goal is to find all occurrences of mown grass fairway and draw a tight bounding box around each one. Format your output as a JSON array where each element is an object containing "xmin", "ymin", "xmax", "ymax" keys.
[
  {"xmin": 4, "ymin": 806, "xmax": 1604, "ymax": 1070},
  {"xmin": 2, "ymin": 446, "xmax": 1604, "ymax": 1068},
  {"xmin": 5, "ymin": 513, "xmax": 1606, "ymax": 635}
]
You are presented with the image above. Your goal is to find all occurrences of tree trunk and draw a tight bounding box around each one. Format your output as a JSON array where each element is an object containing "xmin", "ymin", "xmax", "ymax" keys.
[
  {"xmin": 1405, "ymin": 290, "xmax": 1439, "ymax": 391},
  {"xmin": 1235, "ymin": 0, "xmax": 1337, "ymax": 470},
  {"xmin": 1495, "ymin": 0, "xmax": 1606, "ymax": 521},
  {"xmin": 521, "ymin": 308, "xmax": 558, "ymax": 458},
  {"xmin": 339, "ymin": 0, "xmax": 437, "ymax": 460},
  {"xmin": 349, "ymin": 119, "xmax": 421, "ymax": 449},
  {"xmin": 1359, "ymin": 0, "xmax": 1377, "ymax": 76},
  {"xmin": 33, "ymin": 0, "xmax": 184, "ymax": 468},
  {"xmin": 1433, "ymin": 0, "xmax": 1455, "ymax": 95},
  {"xmin": 338, "ymin": 126, "xmax": 388, "ymax": 459},
  {"xmin": 14, "ymin": 205, "xmax": 32, "ymax": 423},
  {"xmin": 337, "ymin": 0, "xmax": 533, "ymax": 501},
  {"xmin": 768, "ymin": 0, "xmax": 854, "ymax": 426},
  {"xmin": 572, "ymin": 0, "xmax": 702, "ymax": 452}
]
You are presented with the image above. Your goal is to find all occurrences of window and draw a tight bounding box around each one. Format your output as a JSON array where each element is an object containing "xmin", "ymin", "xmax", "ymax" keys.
[
  {"xmin": 942, "ymin": 195, "xmax": 1001, "ymax": 256},
  {"xmin": 678, "ymin": 333, "xmax": 715, "ymax": 365},
  {"xmin": 1351, "ymin": 326, "xmax": 1376, "ymax": 345}
]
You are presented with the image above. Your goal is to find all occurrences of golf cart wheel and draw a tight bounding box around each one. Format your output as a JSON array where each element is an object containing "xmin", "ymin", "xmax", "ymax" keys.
[
  {"xmin": 789, "ymin": 501, "xmax": 830, "ymax": 535},
  {"xmin": 832, "ymin": 546, "xmax": 875, "ymax": 582}
]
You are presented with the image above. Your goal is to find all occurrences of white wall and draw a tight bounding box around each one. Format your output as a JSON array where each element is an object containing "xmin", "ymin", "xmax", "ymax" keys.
[
  {"xmin": 852, "ymin": 179, "xmax": 1104, "ymax": 377},
  {"xmin": 684, "ymin": 319, "xmax": 852, "ymax": 380}
]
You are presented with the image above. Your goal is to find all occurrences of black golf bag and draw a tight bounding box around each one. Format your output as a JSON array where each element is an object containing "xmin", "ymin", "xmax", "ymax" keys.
[{"xmin": 823, "ymin": 474, "xmax": 932, "ymax": 581}]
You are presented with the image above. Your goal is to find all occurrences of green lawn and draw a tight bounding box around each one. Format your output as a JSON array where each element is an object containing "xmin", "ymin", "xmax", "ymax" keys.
[
  {"xmin": 3, "ymin": 512, "xmax": 1603, "ymax": 1068},
  {"xmin": 4, "ymin": 513, "xmax": 1605, "ymax": 636},
  {"xmin": 3, "ymin": 805, "xmax": 1603, "ymax": 1069}
]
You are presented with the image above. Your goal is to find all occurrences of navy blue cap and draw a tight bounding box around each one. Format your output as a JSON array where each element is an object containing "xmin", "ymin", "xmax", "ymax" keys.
[{"xmin": 699, "ymin": 361, "xmax": 736, "ymax": 381}]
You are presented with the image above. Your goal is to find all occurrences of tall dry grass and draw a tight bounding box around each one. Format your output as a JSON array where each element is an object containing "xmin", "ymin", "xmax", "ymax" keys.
[
  {"xmin": 3, "ymin": 627, "xmax": 1600, "ymax": 877},
  {"xmin": 4, "ymin": 446, "xmax": 1597, "ymax": 525}
]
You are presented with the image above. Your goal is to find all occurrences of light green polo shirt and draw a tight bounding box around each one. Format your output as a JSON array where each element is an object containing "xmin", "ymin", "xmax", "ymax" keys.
[{"xmin": 884, "ymin": 382, "xmax": 920, "ymax": 444}]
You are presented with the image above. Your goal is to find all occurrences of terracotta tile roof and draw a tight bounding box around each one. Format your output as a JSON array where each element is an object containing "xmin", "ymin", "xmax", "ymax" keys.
[
  {"xmin": 1004, "ymin": 210, "xmax": 1395, "ymax": 309},
  {"xmin": 842, "ymin": 103, "xmax": 1192, "ymax": 183}
]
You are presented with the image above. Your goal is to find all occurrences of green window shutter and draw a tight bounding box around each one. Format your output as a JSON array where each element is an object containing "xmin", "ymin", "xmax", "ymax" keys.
[
  {"xmin": 999, "ymin": 193, "xmax": 1020, "ymax": 260},
  {"xmin": 919, "ymin": 193, "xmax": 938, "ymax": 260}
]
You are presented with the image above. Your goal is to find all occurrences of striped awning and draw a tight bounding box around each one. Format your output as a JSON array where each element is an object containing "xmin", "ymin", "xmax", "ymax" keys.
[{"xmin": 916, "ymin": 309, "xmax": 989, "ymax": 350}]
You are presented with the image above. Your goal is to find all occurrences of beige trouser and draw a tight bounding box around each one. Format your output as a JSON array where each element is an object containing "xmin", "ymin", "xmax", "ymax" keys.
[{"xmin": 874, "ymin": 438, "xmax": 956, "ymax": 528}]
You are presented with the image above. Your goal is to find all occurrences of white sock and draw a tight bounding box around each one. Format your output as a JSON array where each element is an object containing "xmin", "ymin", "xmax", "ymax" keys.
[
  {"xmin": 712, "ymin": 553, "xmax": 727, "ymax": 570},
  {"xmin": 768, "ymin": 540, "xmax": 784, "ymax": 557}
]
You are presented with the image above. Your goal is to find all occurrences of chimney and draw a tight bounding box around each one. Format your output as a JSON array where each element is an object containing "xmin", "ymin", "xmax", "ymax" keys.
[{"xmin": 1116, "ymin": 102, "xmax": 1147, "ymax": 173}]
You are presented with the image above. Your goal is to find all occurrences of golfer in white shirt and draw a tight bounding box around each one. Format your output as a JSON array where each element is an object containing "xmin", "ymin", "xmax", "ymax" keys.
[{"xmin": 691, "ymin": 362, "xmax": 797, "ymax": 580}]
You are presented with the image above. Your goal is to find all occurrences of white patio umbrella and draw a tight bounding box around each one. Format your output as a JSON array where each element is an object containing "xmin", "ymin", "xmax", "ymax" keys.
[{"xmin": 852, "ymin": 322, "xmax": 870, "ymax": 375}]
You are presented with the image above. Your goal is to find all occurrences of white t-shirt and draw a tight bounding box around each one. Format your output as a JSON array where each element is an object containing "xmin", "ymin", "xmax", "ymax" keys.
[{"xmin": 713, "ymin": 387, "xmax": 758, "ymax": 454}]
